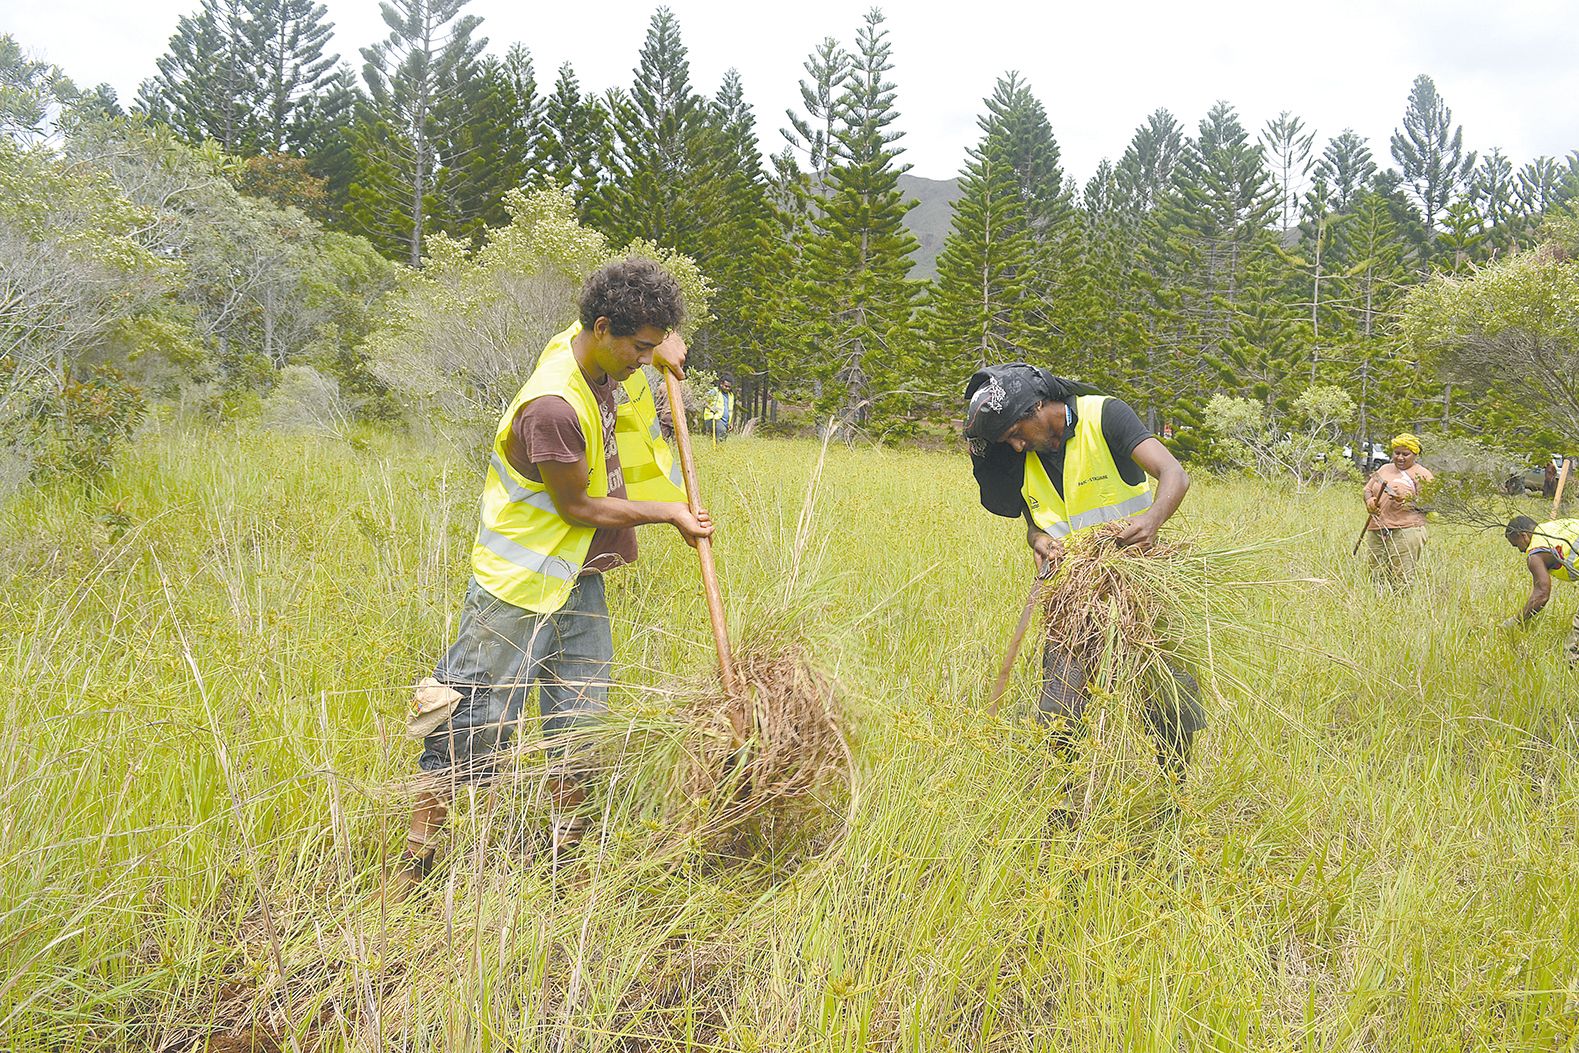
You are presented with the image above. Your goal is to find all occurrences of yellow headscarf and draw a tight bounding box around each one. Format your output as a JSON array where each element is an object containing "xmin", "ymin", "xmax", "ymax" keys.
[{"xmin": 1391, "ymin": 433, "xmax": 1421, "ymax": 455}]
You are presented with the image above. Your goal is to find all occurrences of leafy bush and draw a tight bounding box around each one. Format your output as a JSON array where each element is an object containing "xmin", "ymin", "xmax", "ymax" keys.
[
  {"xmin": 261, "ymin": 365, "xmax": 354, "ymax": 443},
  {"xmin": 1, "ymin": 363, "xmax": 146, "ymax": 483},
  {"xmin": 1204, "ymin": 384, "xmax": 1358, "ymax": 487},
  {"xmin": 1416, "ymin": 431, "xmax": 1522, "ymax": 495},
  {"xmin": 1402, "ymin": 213, "xmax": 1579, "ymax": 443},
  {"xmin": 365, "ymin": 187, "xmax": 712, "ymax": 433}
]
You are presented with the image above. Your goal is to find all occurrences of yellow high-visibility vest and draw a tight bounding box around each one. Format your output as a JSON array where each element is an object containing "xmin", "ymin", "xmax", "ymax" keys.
[
  {"xmin": 703, "ymin": 388, "xmax": 733, "ymax": 422},
  {"xmin": 616, "ymin": 366, "xmax": 686, "ymax": 502},
  {"xmin": 1021, "ymin": 394, "xmax": 1153, "ymax": 538},
  {"xmin": 471, "ymin": 328, "xmax": 608, "ymax": 614},
  {"xmin": 1530, "ymin": 519, "xmax": 1579, "ymax": 582},
  {"xmin": 540, "ymin": 323, "xmax": 686, "ymax": 503}
]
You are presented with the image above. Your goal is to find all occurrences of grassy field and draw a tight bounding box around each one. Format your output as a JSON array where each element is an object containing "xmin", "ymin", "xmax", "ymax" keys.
[{"xmin": 2, "ymin": 421, "xmax": 1577, "ymax": 1051}]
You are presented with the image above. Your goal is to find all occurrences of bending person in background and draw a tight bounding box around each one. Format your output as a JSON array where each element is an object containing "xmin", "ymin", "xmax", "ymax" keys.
[
  {"xmin": 394, "ymin": 259, "xmax": 713, "ymax": 892},
  {"xmin": 1502, "ymin": 516, "xmax": 1579, "ymax": 663},
  {"xmin": 702, "ymin": 375, "xmax": 734, "ymax": 442},
  {"xmin": 1362, "ymin": 433, "xmax": 1433, "ymax": 588},
  {"xmin": 963, "ymin": 363, "xmax": 1204, "ymax": 781}
]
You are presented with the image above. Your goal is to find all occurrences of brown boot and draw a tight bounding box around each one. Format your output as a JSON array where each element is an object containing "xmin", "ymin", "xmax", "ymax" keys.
[
  {"xmin": 543, "ymin": 774, "xmax": 589, "ymax": 869},
  {"xmin": 383, "ymin": 843, "xmax": 435, "ymax": 902}
]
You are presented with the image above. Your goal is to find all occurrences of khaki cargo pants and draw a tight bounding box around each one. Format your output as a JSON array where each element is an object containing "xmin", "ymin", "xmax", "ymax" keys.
[{"xmin": 1367, "ymin": 525, "xmax": 1426, "ymax": 587}]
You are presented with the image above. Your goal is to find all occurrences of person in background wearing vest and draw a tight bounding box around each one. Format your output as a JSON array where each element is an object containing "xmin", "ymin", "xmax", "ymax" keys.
[
  {"xmin": 963, "ymin": 363, "xmax": 1206, "ymax": 781},
  {"xmin": 1502, "ymin": 516, "xmax": 1579, "ymax": 661},
  {"xmin": 394, "ymin": 260, "xmax": 713, "ymax": 891},
  {"xmin": 702, "ymin": 375, "xmax": 734, "ymax": 442},
  {"xmin": 1362, "ymin": 434, "xmax": 1433, "ymax": 588}
]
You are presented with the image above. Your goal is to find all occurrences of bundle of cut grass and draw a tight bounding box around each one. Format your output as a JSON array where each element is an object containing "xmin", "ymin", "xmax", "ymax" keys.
[
  {"xmin": 679, "ymin": 639, "xmax": 852, "ymax": 844},
  {"xmin": 1041, "ymin": 524, "xmax": 1187, "ymax": 672},
  {"xmin": 1034, "ymin": 522, "xmax": 1262, "ymax": 703}
]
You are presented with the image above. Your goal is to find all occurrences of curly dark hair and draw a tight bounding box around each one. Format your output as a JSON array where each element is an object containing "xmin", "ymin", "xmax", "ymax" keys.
[{"xmin": 578, "ymin": 258, "xmax": 686, "ymax": 336}]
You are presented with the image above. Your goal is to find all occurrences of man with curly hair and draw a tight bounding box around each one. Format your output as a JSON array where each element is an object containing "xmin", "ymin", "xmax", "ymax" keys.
[{"xmin": 394, "ymin": 259, "xmax": 712, "ymax": 890}]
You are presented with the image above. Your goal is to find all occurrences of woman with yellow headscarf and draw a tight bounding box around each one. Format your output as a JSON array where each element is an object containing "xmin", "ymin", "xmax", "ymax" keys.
[{"xmin": 1361, "ymin": 433, "xmax": 1434, "ymax": 586}]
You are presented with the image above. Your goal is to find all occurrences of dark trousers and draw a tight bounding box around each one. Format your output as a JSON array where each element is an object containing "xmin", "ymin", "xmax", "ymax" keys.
[{"xmin": 1039, "ymin": 641, "xmax": 1207, "ymax": 778}]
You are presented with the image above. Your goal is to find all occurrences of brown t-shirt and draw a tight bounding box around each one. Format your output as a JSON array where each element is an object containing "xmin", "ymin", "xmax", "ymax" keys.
[{"xmin": 503, "ymin": 372, "xmax": 636, "ymax": 573}]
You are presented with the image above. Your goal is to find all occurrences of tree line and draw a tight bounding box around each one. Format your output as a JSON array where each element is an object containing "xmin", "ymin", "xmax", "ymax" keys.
[{"xmin": 5, "ymin": 0, "xmax": 1579, "ymax": 485}]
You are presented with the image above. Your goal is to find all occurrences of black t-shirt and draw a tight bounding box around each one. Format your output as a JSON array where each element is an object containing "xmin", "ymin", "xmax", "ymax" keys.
[{"xmin": 1029, "ymin": 397, "xmax": 1151, "ymax": 503}]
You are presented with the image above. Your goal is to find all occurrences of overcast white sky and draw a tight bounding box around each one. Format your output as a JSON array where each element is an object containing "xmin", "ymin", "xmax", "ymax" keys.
[{"xmin": 5, "ymin": 0, "xmax": 1578, "ymax": 183}]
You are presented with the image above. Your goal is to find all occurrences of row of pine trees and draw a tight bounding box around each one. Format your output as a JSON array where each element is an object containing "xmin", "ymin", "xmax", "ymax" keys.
[{"xmin": 127, "ymin": 0, "xmax": 1579, "ymax": 445}]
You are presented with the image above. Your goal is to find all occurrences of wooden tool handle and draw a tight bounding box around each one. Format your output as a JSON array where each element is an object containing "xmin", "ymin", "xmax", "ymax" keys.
[
  {"xmin": 662, "ymin": 368, "xmax": 741, "ymax": 702},
  {"xmin": 988, "ymin": 576, "xmax": 1045, "ymax": 716},
  {"xmin": 1352, "ymin": 512, "xmax": 1375, "ymax": 556},
  {"xmin": 1553, "ymin": 457, "xmax": 1571, "ymax": 518}
]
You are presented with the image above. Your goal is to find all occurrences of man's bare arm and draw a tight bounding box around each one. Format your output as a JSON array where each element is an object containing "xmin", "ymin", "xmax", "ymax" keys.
[
  {"xmin": 538, "ymin": 458, "xmax": 711, "ymax": 542},
  {"xmin": 1112, "ymin": 437, "xmax": 1190, "ymax": 549},
  {"xmin": 1520, "ymin": 552, "xmax": 1553, "ymax": 621}
]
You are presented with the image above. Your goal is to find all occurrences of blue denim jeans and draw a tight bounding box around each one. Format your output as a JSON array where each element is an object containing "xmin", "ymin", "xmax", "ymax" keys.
[
  {"xmin": 1039, "ymin": 642, "xmax": 1205, "ymax": 776},
  {"xmin": 419, "ymin": 575, "xmax": 613, "ymax": 778}
]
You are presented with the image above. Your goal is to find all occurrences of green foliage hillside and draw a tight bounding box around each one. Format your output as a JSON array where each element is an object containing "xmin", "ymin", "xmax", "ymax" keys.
[{"xmin": 897, "ymin": 172, "xmax": 962, "ymax": 279}]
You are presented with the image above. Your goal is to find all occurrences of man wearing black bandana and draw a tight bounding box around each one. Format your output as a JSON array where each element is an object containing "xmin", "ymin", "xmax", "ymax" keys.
[{"xmin": 963, "ymin": 363, "xmax": 1205, "ymax": 779}]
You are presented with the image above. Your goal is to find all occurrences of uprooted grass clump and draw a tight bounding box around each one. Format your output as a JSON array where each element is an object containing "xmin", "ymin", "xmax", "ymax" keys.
[
  {"xmin": 678, "ymin": 639, "xmax": 853, "ymax": 850},
  {"xmin": 1038, "ymin": 522, "xmax": 1263, "ymax": 705}
]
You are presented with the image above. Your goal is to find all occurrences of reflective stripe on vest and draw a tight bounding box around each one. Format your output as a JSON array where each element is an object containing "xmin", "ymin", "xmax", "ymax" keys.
[
  {"xmin": 1531, "ymin": 518, "xmax": 1579, "ymax": 582},
  {"xmin": 471, "ymin": 323, "xmax": 607, "ymax": 614},
  {"xmin": 488, "ymin": 452, "xmax": 560, "ymax": 514},
  {"xmin": 475, "ymin": 525, "xmax": 579, "ymax": 581},
  {"xmin": 1022, "ymin": 394, "xmax": 1153, "ymax": 539}
]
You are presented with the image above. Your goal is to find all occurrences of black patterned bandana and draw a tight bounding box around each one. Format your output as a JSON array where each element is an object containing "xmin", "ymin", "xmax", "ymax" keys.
[{"xmin": 964, "ymin": 364, "xmax": 1056, "ymax": 455}]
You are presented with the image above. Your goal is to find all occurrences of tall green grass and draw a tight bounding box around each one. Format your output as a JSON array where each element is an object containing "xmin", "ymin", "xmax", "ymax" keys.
[{"xmin": 1, "ymin": 421, "xmax": 1575, "ymax": 1051}]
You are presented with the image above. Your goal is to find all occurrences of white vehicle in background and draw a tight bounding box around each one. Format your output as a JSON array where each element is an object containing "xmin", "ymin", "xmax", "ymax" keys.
[{"xmin": 1342, "ymin": 442, "xmax": 1392, "ymax": 472}]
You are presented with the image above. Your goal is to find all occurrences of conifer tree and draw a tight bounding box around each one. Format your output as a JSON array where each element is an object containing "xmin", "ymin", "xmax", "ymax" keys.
[
  {"xmin": 1390, "ymin": 74, "xmax": 1475, "ymax": 243},
  {"xmin": 139, "ymin": 0, "xmax": 336, "ymax": 155},
  {"xmin": 1116, "ymin": 109, "xmax": 1184, "ymax": 214},
  {"xmin": 351, "ymin": 0, "xmax": 486, "ymax": 265},
  {"xmin": 1154, "ymin": 101, "xmax": 1279, "ymax": 402},
  {"xmin": 1516, "ymin": 156, "xmax": 1566, "ymax": 218},
  {"xmin": 1066, "ymin": 112, "xmax": 1185, "ymax": 412},
  {"xmin": 138, "ymin": 0, "xmax": 260, "ymax": 152},
  {"xmin": 1069, "ymin": 160, "xmax": 1147, "ymax": 393},
  {"xmin": 437, "ymin": 44, "xmax": 539, "ymax": 243},
  {"xmin": 301, "ymin": 64, "xmax": 360, "ymax": 217},
  {"xmin": 540, "ymin": 62, "xmax": 607, "ymax": 219},
  {"xmin": 1314, "ymin": 129, "xmax": 1376, "ymax": 211},
  {"xmin": 923, "ymin": 73, "xmax": 1068, "ymax": 392},
  {"xmin": 250, "ymin": 0, "xmax": 338, "ymax": 151},
  {"xmin": 781, "ymin": 37, "xmax": 851, "ymax": 194},
  {"xmin": 1436, "ymin": 197, "xmax": 1486, "ymax": 272},
  {"xmin": 592, "ymin": 7, "xmax": 724, "ymax": 253},
  {"xmin": 697, "ymin": 69, "xmax": 784, "ymax": 415},
  {"xmin": 1327, "ymin": 186, "xmax": 1425, "ymax": 443},
  {"xmin": 1282, "ymin": 175, "xmax": 1343, "ymax": 349},
  {"xmin": 796, "ymin": 8, "xmax": 919, "ymax": 427},
  {"xmin": 925, "ymin": 88, "xmax": 1036, "ymax": 375},
  {"xmin": 1469, "ymin": 147, "xmax": 1517, "ymax": 253},
  {"xmin": 1260, "ymin": 111, "xmax": 1315, "ymax": 231}
]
